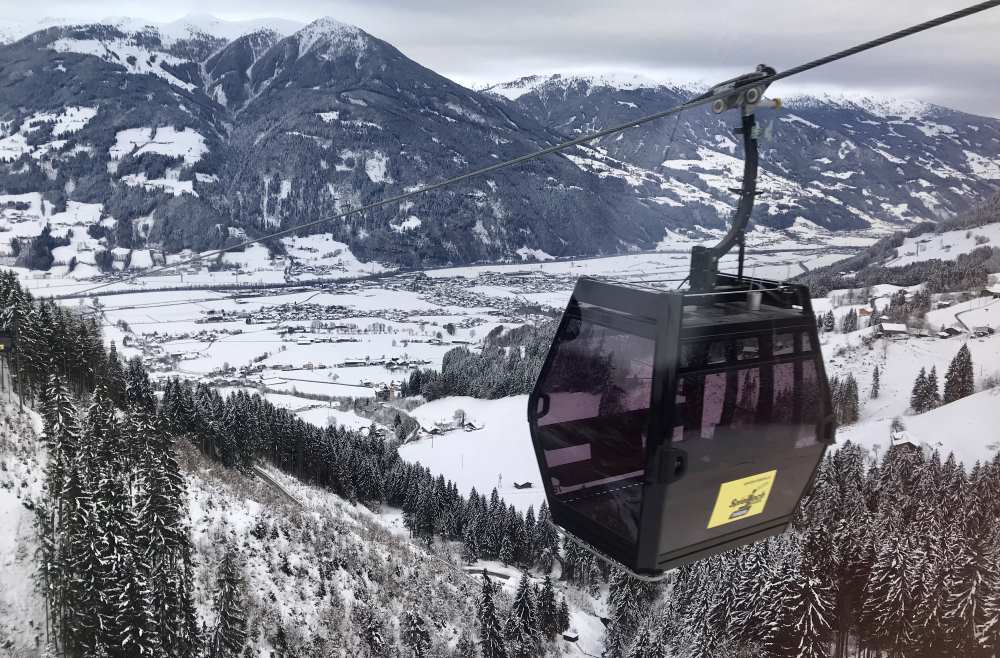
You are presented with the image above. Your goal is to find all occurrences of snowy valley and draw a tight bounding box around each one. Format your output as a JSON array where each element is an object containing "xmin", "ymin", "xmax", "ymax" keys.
[{"xmin": 1, "ymin": 9, "xmax": 1000, "ymax": 658}]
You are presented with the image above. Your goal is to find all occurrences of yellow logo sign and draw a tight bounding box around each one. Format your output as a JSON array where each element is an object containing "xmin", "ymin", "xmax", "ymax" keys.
[{"xmin": 707, "ymin": 470, "xmax": 777, "ymax": 529}]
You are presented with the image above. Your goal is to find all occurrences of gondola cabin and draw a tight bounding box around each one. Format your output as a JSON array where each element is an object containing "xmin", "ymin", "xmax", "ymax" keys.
[
  {"xmin": 0, "ymin": 335, "xmax": 11, "ymax": 355},
  {"xmin": 527, "ymin": 273, "xmax": 834, "ymax": 578}
]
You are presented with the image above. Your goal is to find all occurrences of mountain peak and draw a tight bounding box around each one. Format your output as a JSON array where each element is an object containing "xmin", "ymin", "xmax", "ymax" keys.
[
  {"xmin": 294, "ymin": 17, "xmax": 367, "ymax": 59},
  {"xmin": 160, "ymin": 13, "xmax": 303, "ymax": 41},
  {"xmin": 483, "ymin": 72, "xmax": 705, "ymax": 100}
]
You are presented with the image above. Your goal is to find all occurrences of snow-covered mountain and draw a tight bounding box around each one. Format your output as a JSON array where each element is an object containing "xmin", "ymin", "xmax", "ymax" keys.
[
  {"xmin": 0, "ymin": 13, "xmax": 303, "ymax": 45},
  {"xmin": 0, "ymin": 20, "xmax": 998, "ymax": 269},
  {"xmin": 485, "ymin": 73, "xmax": 1000, "ymax": 232}
]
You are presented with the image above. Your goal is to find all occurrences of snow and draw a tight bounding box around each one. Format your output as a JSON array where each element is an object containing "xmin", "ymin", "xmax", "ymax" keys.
[
  {"xmin": 109, "ymin": 127, "xmax": 208, "ymax": 168},
  {"xmin": 516, "ymin": 247, "xmax": 555, "ymax": 262},
  {"xmin": 484, "ymin": 71, "xmax": 704, "ymax": 100},
  {"xmin": 122, "ymin": 172, "xmax": 196, "ymax": 196},
  {"xmin": 0, "ymin": 403, "xmax": 46, "ymax": 650},
  {"xmin": 828, "ymin": 327, "xmax": 1000, "ymax": 468},
  {"xmin": 156, "ymin": 13, "xmax": 303, "ymax": 40},
  {"xmin": 364, "ymin": 152, "xmax": 390, "ymax": 183},
  {"xmin": 779, "ymin": 114, "xmax": 820, "ymax": 129},
  {"xmin": 399, "ymin": 396, "xmax": 545, "ymax": 512},
  {"xmin": 294, "ymin": 405, "xmax": 375, "ymax": 431},
  {"xmin": 887, "ymin": 223, "xmax": 1000, "ymax": 267},
  {"xmin": 902, "ymin": 388, "xmax": 1000, "ymax": 465},
  {"xmin": 916, "ymin": 121, "xmax": 957, "ymax": 138},
  {"xmin": 783, "ymin": 91, "xmax": 931, "ymax": 120},
  {"xmin": 27, "ymin": 105, "xmax": 99, "ymax": 137},
  {"xmin": 294, "ymin": 17, "xmax": 367, "ymax": 60},
  {"xmin": 392, "ymin": 215, "xmax": 421, "ymax": 232},
  {"xmin": 50, "ymin": 37, "xmax": 197, "ymax": 91},
  {"xmin": 964, "ymin": 150, "xmax": 1000, "ymax": 179}
]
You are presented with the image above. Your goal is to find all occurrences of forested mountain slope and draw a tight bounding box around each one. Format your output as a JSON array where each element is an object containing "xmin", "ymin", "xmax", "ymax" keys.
[
  {"xmin": 795, "ymin": 190, "xmax": 1000, "ymax": 294},
  {"xmin": 0, "ymin": 20, "xmax": 998, "ymax": 270},
  {"xmin": 487, "ymin": 74, "xmax": 1000, "ymax": 234}
]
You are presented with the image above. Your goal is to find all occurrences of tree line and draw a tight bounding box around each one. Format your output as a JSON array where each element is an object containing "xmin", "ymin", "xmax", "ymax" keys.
[{"xmin": 401, "ymin": 322, "xmax": 554, "ymax": 400}]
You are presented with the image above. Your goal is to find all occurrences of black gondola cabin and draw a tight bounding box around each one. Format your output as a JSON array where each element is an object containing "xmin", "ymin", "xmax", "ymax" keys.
[{"xmin": 527, "ymin": 273, "xmax": 834, "ymax": 577}]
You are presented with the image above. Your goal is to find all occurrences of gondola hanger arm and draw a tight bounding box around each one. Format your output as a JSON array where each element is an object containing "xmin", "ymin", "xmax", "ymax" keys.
[{"xmin": 688, "ymin": 65, "xmax": 783, "ymax": 292}]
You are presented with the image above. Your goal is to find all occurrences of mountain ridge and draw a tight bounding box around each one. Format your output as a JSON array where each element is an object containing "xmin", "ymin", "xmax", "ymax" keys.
[{"xmin": 0, "ymin": 17, "xmax": 997, "ymax": 270}]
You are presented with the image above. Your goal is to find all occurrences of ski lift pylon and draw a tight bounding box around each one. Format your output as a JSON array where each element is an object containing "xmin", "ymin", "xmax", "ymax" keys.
[{"xmin": 526, "ymin": 66, "xmax": 834, "ymax": 579}]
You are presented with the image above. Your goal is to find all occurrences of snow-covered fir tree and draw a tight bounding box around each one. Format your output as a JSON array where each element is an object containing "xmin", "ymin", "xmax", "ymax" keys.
[
  {"xmin": 504, "ymin": 571, "xmax": 541, "ymax": 658},
  {"xmin": 944, "ymin": 343, "xmax": 975, "ymax": 403},
  {"xmin": 478, "ymin": 572, "xmax": 507, "ymax": 658},
  {"xmin": 207, "ymin": 544, "xmax": 248, "ymax": 658}
]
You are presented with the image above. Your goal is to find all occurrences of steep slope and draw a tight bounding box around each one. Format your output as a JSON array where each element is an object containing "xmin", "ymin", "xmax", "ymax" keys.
[
  {"xmin": 486, "ymin": 74, "xmax": 1000, "ymax": 232},
  {"xmin": 0, "ymin": 402, "xmax": 46, "ymax": 652},
  {"xmin": 0, "ymin": 19, "xmax": 686, "ymax": 267}
]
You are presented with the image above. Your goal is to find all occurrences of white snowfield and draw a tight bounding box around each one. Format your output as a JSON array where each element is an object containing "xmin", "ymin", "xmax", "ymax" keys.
[
  {"xmin": 50, "ymin": 37, "xmax": 197, "ymax": 92},
  {"xmin": 901, "ymin": 388, "xmax": 1000, "ymax": 465},
  {"xmin": 0, "ymin": 403, "xmax": 46, "ymax": 651},
  {"xmin": 826, "ymin": 317, "xmax": 1000, "ymax": 466},
  {"xmin": 887, "ymin": 223, "xmax": 1000, "ymax": 268},
  {"xmin": 399, "ymin": 395, "xmax": 546, "ymax": 513},
  {"xmin": 0, "ymin": 106, "xmax": 99, "ymax": 161},
  {"xmin": 109, "ymin": 127, "xmax": 208, "ymax": 167}
]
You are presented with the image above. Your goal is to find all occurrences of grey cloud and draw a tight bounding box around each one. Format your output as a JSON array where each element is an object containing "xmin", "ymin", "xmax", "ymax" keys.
[{"xmin": 8, "ymin": 0, "xmax": 1000, "ymax": 115}]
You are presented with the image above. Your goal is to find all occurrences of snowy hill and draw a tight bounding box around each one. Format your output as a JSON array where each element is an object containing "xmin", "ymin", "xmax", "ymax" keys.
[
  {"xmin": 0, "ymin": 13, "xmax": 303, "ymax": 45},
  {"xmin": 901, "ymin": 387, "xmax": 1000, "ymax": 464}
]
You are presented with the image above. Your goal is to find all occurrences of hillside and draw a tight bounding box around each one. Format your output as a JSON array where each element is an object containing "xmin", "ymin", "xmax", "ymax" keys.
[
  {"xmin": 0, "ymin": 21, "xmax": 998, "ymax": 272},
  {"xmin": 793, "ymin": 190, "xmax": 1000, "ymax": 295},
  {"xmin": 486, "ymin": 74, "xmax": 1000, "ymax": 232}
]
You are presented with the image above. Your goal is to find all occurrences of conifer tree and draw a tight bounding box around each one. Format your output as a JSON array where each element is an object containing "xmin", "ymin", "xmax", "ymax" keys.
[
  {"xmin": 536, "ymin": 576, "xmax": 558, "ymax": 639},
  {"xmin": 911, "ymin": 367, "xmax": 929, "ymax": 413},
  {"xmin": 823, "ymin": 310, "xmax": 835, "ymax": 333},
  {"xmin": 455, "ymin": 630, "xmax": 478, "ymax": 658},
  {"xmin": 860, "ymin": 525, "xmax": 917, "ymax": 656},
  {"xmin": 841, "ymin": 308, "xmax": 858, "ymax": 333},
  {"xmin": 942, "ymin": 532, "xmax": 996, "ymax": 656},
  {"xmin": 401, "ymin": 610, "xmax": 432, "ymax": 658},
  {"xmin": 478, "ymin": 572, "xmax": 507, "ymax": 658},
  {"xmin": 774, "ymin": 527, "xmax": 834, "ymax": 658},
  {"xmin": 353, "ymin": 601, "xmax": 389, "ymax": 657},
  {"xmin": 927, "ymin": 365, "xmax": 941, "ymax": 408},
  {"xmin": 208, "ymin": 545, "xmax": 249, "ymax": 658},
  {"xmin": 505, "ymin": 572, "xmax": 540, "ymax": 658},
  {"xmin": 943, "ymin": 343, "xmax": 975, "ymax": 403},
  {"xmin": 871, "ymin": 365, "xmax": 880, "ymax": 399},
  {"xmin": 557, "ymin": 598, "xmax": 571, "ymax": 634},
  {"xmin": 605, "ymin": 569, "xmax": 658, "ymax": 658}
]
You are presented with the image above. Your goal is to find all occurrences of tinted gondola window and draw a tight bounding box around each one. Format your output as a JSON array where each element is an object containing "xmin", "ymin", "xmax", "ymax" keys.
[{"xmin": 533, "ymin": 310, "xmax": 653, "ymax": 544}]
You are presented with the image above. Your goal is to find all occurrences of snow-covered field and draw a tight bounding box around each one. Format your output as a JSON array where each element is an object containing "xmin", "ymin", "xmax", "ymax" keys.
[
  {"xmin": 824, "ymin": 314, "xmax": 1000, "ymax": 465},
  {"xmin": 887, "ymin": 222, "xmax": 1000, "ymax": 267},
  {"xmin": 399, "ymin": 396, "xmax": 545, "ymax": 512}
]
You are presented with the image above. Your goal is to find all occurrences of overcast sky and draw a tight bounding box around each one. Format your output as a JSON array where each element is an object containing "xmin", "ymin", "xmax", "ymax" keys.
[{"xmin": 7, "ymin": 0, "xmax": 1000, "ymax": 116}]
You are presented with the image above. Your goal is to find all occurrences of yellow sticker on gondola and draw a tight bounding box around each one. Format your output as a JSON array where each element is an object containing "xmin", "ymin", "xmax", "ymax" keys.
[{"xmin": 707, "ymin": 470, "xmax": 777, "ymax": 529}]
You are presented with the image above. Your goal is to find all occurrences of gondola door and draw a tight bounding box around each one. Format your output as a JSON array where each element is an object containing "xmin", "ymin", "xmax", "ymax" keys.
[
  {"xmin": 529, "ymin": 296, "xmax": 658, "ymax": 568},
  {"xmin": 652, "ymin": 325, "xmax": 830, "ymax": 568}
]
